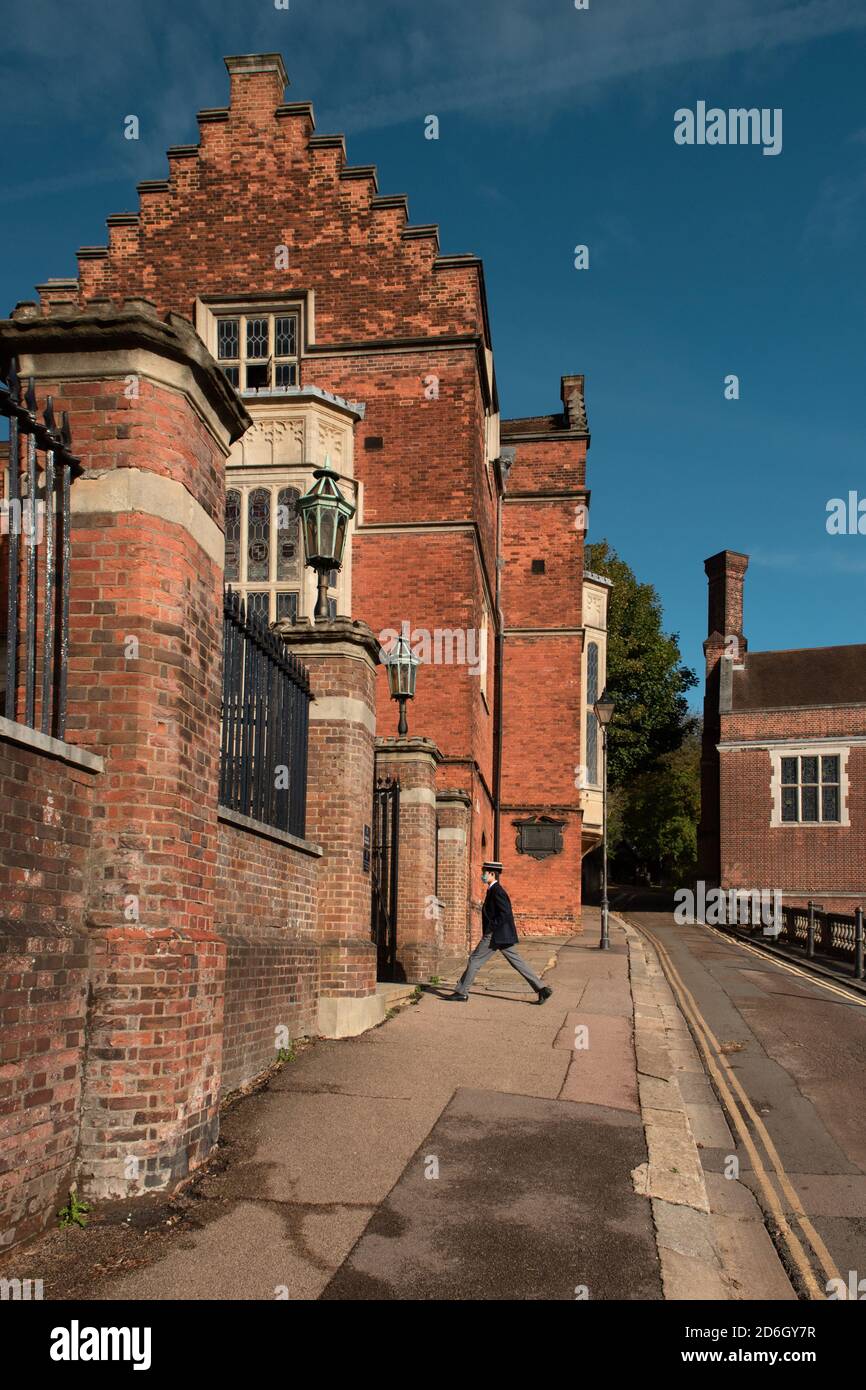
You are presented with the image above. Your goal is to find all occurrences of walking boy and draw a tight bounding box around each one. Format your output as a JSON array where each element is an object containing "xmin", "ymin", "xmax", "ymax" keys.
[{"xmin": 444, "ymin": 861, "xmax": 553, "ymax": 1003}]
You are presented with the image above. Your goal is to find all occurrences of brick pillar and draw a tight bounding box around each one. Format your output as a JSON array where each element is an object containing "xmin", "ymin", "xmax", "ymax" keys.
[
  {"xmin": 375, "ymin": 736, "xmax": 442, "ymax": 982},
  {"xmin": 435, "ymin": 789, "xmax": 473, "ymax": 951},
  {"xmin": 276, "ymin": 616, "xmax": 383, "ymax": 1038},
  {"xmin": 2, "ymin": 301, "xmax": 249, "ymax": 1198}
]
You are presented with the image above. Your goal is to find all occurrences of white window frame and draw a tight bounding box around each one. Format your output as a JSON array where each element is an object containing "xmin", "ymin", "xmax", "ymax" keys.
[
  {"xmin": 200, "ymin": 301, "xmax": 304, "ymax": 394},
  {"xmin": 769, "ymin": 744, "xmax": 850, "ymax": 828},
  {"xmin": 225, "ymin": 475, "xmax": 340, "ymax": 624}
]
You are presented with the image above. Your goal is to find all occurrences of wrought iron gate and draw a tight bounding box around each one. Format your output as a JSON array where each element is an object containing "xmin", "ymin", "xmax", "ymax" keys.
[{"xmin": 371, "ymin": 776, "xmax": 400, "ymax": 980}]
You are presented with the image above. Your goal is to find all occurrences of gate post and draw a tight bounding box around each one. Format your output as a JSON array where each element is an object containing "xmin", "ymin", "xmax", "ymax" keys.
[
  {"xmin": 375, "ymin": 736, "xmax": 442, "ymax": 982},
  {"xmin": 276, "ymin": 615, "xmax": 383, "ymax": 1037},
  {"xmin": 435, "ymin": 789, "xmax": 473, "ymax": 951},
  {"xmin": 1, "ymin": 301, "xmax": 249, "ymax": 1200}
]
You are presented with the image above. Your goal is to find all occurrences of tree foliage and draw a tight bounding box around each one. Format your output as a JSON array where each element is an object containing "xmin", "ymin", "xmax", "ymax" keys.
[
  {"xmin": 586, "ymin": 539, "xmax": 697, "ymax": 789},
  {"xmin": 610, "ymin": 722, "xmax": 702, "ymax": 884}
]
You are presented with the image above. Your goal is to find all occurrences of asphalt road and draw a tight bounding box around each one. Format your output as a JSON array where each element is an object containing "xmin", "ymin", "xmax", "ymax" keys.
[{"xmin": 617, "ymin": 907, "xmax": 866, "ymax": 1299}]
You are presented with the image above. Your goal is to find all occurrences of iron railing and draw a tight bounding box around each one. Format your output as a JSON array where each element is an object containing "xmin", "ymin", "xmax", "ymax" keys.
[
  {"xmin": 371, "ymin": 775, "xmax": 401, "ymax": 980},
  {"xmin": 0, "ymin": 362, "xmax": 80, "ymax": 738},
  {"xmin": 219, "ymin": 587, "xmax": 311, "ymax": 836},
  {"xmin": 726, "ymin": 898, "xmax": 865, "ymax": 980}
]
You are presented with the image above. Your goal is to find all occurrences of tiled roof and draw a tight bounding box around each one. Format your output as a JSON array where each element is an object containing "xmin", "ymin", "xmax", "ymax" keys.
[{"xmin": 732, "ymin": 645, "xmax": 866, "ymax": 710}]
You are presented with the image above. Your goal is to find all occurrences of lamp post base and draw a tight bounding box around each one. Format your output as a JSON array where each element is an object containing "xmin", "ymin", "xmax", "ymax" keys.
[{"xmin": 599, "ymin": 898, "xmax": 611, "ymax": 950}]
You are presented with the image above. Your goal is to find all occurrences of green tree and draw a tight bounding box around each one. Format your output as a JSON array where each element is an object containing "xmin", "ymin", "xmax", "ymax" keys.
[
  {"xmin": 586, "ymin": 539, "xmax": 697, "ymax": 789},
  {"xmin": 612, "ymin": 722, "xmax": 702, "ymax": 884}
]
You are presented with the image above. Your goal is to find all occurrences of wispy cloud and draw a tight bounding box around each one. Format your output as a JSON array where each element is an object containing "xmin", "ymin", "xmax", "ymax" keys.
[
  {"xmin": 751, "ymin": 546, "xmax": 866, "ymax": 574},
  {"xmin": 3, "ymin": 1, "xmax": 865, "ymax": 205},
  {"xmin": 324, "ymin": 0, "xmax": 866, "ymax": 133},
  {"xmin": 4, "ymin": 0, "xmax": 866, "ymax": 140},
  {"xmin": 0, "ymin": 167, "xmax": 134, "ymax": 207},
  {"xmin": 802, "ymin": 169, "xmax": 866, "ymax": 248}
]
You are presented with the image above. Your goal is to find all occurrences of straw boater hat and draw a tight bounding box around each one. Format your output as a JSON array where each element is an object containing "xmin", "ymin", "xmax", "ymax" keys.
[{"xmin": 482, "ymin": 861, "xmax": 503, "ymax": 874}]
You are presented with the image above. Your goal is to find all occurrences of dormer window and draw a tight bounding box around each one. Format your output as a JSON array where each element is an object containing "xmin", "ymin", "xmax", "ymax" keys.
[{"xmin": 217, "ymin": 311, "xmax": 300, "ymax": 391}]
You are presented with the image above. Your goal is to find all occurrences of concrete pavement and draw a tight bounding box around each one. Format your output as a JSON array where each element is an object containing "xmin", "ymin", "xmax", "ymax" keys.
[{"xmin": 1, "ymin": 908, "xmax": 796, "ymax": 1301}]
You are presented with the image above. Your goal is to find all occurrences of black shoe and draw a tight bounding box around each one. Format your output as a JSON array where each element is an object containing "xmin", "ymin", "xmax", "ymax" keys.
[
  {"xmin": 443, "ymin": 992, "xmax": 469, "ymax": 1002},
  {"xmin": 537, "ymin": 986, "xmax": 553, "ymax": 1004}
]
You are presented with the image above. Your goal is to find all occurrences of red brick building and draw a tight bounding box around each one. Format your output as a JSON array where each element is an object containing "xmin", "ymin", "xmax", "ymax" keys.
[
  {"xmin": 0, "ymin": 53, "xmax": 605, "ymax": 1248},
  {"xmin": 35, "ymin": 52, "xmax": 600, "ymax": 946},
  {"xmin": 699, "ymin": 550, "xmax": 866, "ymax": 913}
]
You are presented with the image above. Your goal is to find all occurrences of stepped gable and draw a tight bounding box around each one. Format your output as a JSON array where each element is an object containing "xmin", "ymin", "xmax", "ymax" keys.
[{"xmin": 36, "ymin": 53, "xmax": 489, "ymax": 346}]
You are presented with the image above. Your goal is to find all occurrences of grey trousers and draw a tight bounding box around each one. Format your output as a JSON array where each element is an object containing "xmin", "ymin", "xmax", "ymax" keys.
[{"xmin": 455, "ymin": 933, "xmax": 545, "ymax": 997}]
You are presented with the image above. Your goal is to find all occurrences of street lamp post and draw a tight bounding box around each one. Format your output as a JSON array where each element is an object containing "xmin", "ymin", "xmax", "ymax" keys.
[
  {"xmin": 296, "ymin": 455, "xmax": 356, "ymax": 620},
  {"xmin": 382, "ymin": 627, "xmax": 421, "ymax": 735},
  {"xmin": 594, "ymin": 689, "xmax": 615, "ymax": 951}
]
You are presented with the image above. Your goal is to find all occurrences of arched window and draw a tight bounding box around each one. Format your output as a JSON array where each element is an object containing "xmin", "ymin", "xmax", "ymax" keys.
[
  {"xmin": 276, "ymin": 487, "xmax": 300, "ymax": 581},
  {"xmin": 223, "ymin": 480, "xmax": 339, "ymax": 622},
  {"xmin": 586, "ymin": 641, "xmax": 599, "ymax": 787},
  {"xmin": 225, "ymin": 489, "xmax": 241, "ymax": 583},
  {"xmin": 247, "ymin": 489, "xmax": 270, "ymax": 582}
]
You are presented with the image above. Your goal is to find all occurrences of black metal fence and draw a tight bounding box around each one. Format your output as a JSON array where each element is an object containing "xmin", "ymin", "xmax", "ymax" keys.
[
  {"xmin": 371, "ymin": 775, "xmax": 401, "ymax": 980},
  {"xmin": 0, "ymin": 362, "xmax": 80, "ymax": 738},
  {"xmin": 220, "ymin": 588, "xmax": 311, "ymax": 836},
  {"xmin": 728, "ymin": 898, "xmax": 866, "ymax": 980}
]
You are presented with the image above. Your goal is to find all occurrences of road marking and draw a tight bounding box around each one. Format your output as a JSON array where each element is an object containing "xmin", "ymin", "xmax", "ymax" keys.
[
  {"xmin": 702, "ymin": 924, "xmax": 866, "ymax": 1008},
  {"xmin": 619, "ymin": 914, "xmax": 845, "ymax": 1301}
]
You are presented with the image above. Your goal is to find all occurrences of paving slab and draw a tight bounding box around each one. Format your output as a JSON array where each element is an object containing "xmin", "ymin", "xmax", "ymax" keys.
[
  {"xmin": 320, "ymin": 1087, "xmax": 662, "ymax": 1301},
  {"xmin": 107, "ymin": 1200, "xmax": 375, "ymax": 1302}
]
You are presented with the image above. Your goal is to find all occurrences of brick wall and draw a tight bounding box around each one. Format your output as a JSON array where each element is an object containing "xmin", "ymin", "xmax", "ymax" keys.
[
  {"xmin": 0, "ymin": 736, "xmax": 96, "ymax": 1249},
  {"xmin": 701, "ymin": 552, "xmax": 866, "ymax": 911},
  {"xmin": 435, "ymin": 791, "xmax": 472, "ymax": 950},
  {"xmin": 35, "ymin": 53, "xmax": 522, "ymax": 940},
  {"xmin": 1, "ymin": 306, "xmax": 247, "ymax": 1210},
  {"xmin": 215, "ymin": 817, "xmax": 319, "ymax": 1095},
  {"xmin": 278, "ymin": 619, "xmax": 380, "ymax": 1021},
  {"xmin": 718, "ymin": 723, "xmax": 866, "ymax": 913},
  {"xmin": 499, "ymin": 414, "xmax": 586, "ymax": 937}
]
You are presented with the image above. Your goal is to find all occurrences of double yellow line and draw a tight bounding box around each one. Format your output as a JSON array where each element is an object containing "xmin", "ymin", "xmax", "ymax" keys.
[{"xmin": 621, "ymin": 914, "xmax": 850, "ymax": 1301}]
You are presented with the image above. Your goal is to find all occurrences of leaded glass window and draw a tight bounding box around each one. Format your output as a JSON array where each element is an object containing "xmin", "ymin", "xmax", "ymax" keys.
[
  {"xmin": 277, "ymin": 487, "xmax": 300, "ymax": 581},
  {"xmin": 224, "ymin": 476, "xmax": 344, "ymax": 622},
  {"xmin": 214, "ymin": 310, "xmax": 300, "ymax": 391},
  {"xmin": 245, "ymin": 591, "xmax": 270, "ymax": 623},
  {"xmin": 217, "ymin": 318, "xmax": 239, "ymax": 360},
  {"xmin": 225, "ymin": 489, "xmax": 241, "ymax": 582},
  {"xmin": 277, "ymin": 591, "xmax": 299, "ymax": 622},
  {"xmin": 275, "ymin": 317, "xmax": 296, "ymax": 356},
  {"xmin": 246, "ymin": 318, "xmax": 269, "ymax": 359},
  {"xmin": 780, "ymin": 754, "xmax": 841, "ymax": 823},
  {"xmin": 586, "ymin": 641, "xmax": 600, "ymax": 786},
  {"xmin": 247, "ymin": 489, "xmax": 270, "ymax": 582},
  {"xmin": 822, "ymin": 756, "xmax": 840, "ymax": 821}
]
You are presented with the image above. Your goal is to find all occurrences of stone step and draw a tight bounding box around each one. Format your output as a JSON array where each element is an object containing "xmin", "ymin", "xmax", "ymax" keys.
[{"xmin": 377, "ymin": 981, "xmax": 418, "ymax": 1011}]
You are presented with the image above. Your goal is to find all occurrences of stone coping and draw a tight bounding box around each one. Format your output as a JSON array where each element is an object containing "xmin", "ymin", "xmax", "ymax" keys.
[
  {"xmin": 218, "ymin": 804, "xmax": 323, "ymax": 856},
  {"xmin": 435, "ymin": 787, "xmax": 472, "ymax": 806},
  {"xmin": 376, "ymin": 735, "xmax": 442, "ymax": 761},
  {"xmin": 0, "ymin": 715, "xmax": 104, "ymax": 772},
  {"xmin": 274, "ymin": 615, "xmax": 381, "ymax": 665},
  {"xmin": 2, "ymin": 301, "xmax": 251, "ymax": 445}
]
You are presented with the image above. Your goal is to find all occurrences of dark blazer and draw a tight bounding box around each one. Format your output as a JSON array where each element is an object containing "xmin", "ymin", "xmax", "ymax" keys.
[{"xmin": 482, "ymin": 879, "xmax": 519, "ymax": 948}]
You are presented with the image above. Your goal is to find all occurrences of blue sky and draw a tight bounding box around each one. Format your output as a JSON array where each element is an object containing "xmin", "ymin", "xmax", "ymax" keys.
[{"xmin": 2, "ymin": 0, "xmax": 865, "ymax": 703}]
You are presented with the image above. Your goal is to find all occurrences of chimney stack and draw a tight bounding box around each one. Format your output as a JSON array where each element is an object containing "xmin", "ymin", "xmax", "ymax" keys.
[
  {"xmin": 704, "ymin": 549, "xmax": 749, "ymax": 658},
  {"xmin": 560, "ymin": 374, "xmax": 588, "ymax": 434},
  {"xmin": 224, "ymin": 54, "xmax": 289, "ymax": 121}
]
